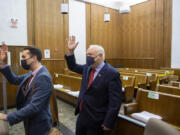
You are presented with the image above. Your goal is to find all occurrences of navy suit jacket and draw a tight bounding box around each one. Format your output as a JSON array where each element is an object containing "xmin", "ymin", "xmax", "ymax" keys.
[
  {"xmin": 0, "ymin": 65, "xmax": 53, "ymax": 135},
  {"xmin": 65, "ymin": 55, "xmax": 122, "ymax": 129}
]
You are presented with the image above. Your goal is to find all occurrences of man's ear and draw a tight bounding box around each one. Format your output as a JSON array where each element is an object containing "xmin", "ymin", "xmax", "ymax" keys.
[{"xmin": 99, "ymin": 53, "xmax": 103, "ymax": 58}]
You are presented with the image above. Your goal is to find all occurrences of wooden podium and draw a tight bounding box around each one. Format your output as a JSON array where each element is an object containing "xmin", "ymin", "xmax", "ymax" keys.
[{"xmin": 0, "ymin": 120, "xmax": 8, "ymax": 135}]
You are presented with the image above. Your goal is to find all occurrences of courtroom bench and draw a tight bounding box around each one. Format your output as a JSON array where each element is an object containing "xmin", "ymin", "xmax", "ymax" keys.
[
  {"xmin": 63, "ymin": 68, "xmax": 82, "ymax": 77},
  {"xmin": 124, "ymin": 89, "xmax": 180, "ymax": 128},
  {"xmin": 111, "ymin": 89, "xmax": 180, "ymax": 135},
  {"xmin": 120, "ymin": 72, "xmax": 147, "ymax": 89},
  {"xmin": 168, "ymin": 81, "xmax": 180, "ymax": 88},
  {"xmin": 53, "ymin": 73, "xmax": 81, "ymax": 105},
  {"xmin": 120, "ymin": 75, "xmax": 135, "ymax": 102},
  {"xmin": 156, "ymin": 84, "xmax": 180, "ymax": 96}
]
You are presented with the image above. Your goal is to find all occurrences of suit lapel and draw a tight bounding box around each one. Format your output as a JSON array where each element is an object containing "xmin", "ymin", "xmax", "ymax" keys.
[
  {"xmin": 20, "ymin": 73, "xmax": 32, "ymax": 87},
  {"xmin": 16, "ymin": 72, "xmax": 32, "ymax": 100},
  {"xmin": 78, "ymin": 66, "xmax": 91, "ymax": 101},
  {"xmin": 26, "ymin": 66, "xmax": 45, "ymax": 97}
]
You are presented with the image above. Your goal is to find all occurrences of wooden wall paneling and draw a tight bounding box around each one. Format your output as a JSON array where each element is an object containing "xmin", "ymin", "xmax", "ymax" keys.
[
  {"xmin": 63, "ymin": 0, "xmax": 69, "ymax": 62},
  {"xmin": 0, "ymin": 82, "xmax": 16, "ymax": 109},
  {"xmin": 110, "ymin": 7, "xmax": 121, "ymax": 59},
  {"xmin": 63, "ymin": 8, "xmax": 69, "ymax": 58},
  {"xmin": 163, "ymin": 0, "xmax": 172, "ymax": 68},
  {"xmin": 155, "ymin": 0, "xmax": 164, "ymax": 68},
  {"xmin": 89, "ymin": 4, "xmax": 120, "ymax": 59},
  {"xmin": 106, "ymin": 58, "xmax": 156, "ymax": 68},
  {"xmin": 86, "ymin": 0, "xmax": 172, "ymax": 69},
  {"xmin": 87, "ymin": 0, "xmax": 157, "ymax": 68},
  {"xmin": 27, "ymin": 0, "xmax": 35, "ymax": 45},
  {"xmin": 27, "ymin": 0, "xmax": 69, "ymax": 76},
  {"xmin": 0, "ymin": 46, "xmax": 28, "ymax": 108},
  {"xmin": 41, "ymin": 59, "xmax": 65, "ymax": 82},
  {"xmin": 118, "ymin": 0, "xmax": 157, "ymax": 68},
  {"xmin": 86, "ymin": 3, "xmax": 91, "ymax": 48},
  {"xmin": 34, "ymin": 0, "xmax": 65, "ymax": 59}
]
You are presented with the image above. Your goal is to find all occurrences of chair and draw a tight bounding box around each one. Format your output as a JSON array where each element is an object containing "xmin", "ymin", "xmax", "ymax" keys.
[{"xmin": 144, "ymin": 118, "xmax": 180, "ymax": 135}]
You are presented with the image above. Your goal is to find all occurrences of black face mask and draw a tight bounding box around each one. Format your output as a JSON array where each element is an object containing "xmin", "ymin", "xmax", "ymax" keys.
[
  {"xmin": 86, "ymin": 56, "xmax": 95, "ymax": 66},
  {"xmin": 21, "ymin": 57, "xmax": 32, "ymax": 70}
]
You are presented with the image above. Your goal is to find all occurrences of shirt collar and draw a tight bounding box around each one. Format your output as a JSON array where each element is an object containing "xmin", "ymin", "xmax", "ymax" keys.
[
  {"xmin": 32, "ymin": 65, "xmax": 43, "ymax": 76},
  {"xmin": 95, "ymin": 61, "xmax": 105, "ymax": 71}
]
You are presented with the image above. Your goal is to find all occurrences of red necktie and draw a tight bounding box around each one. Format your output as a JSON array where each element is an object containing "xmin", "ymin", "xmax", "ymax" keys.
[
  {"xmin": 24, "ymin": 74, "xmax": 33, "ymax": 95},
  {"xmin": 79, "ymin": 69, "xmax": 96, "ymax": 111},
  {"xmin": 88, "ymin": 69, "xmax": 96, "ymax": 88}
]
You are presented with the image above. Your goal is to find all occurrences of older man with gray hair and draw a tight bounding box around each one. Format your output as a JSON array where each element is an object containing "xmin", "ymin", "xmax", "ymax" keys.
[{"xmin": 65, "ymin": 36, "xmax": 122, "ymax": 135}]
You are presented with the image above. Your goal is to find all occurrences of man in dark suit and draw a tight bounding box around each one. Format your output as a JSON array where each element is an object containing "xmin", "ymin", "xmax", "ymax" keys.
[
  {"xmin": 65, "ymin": 36, "xmax": 122, "ymax": 135},
  {"xmin": 0, "ymin": 43, "xmax": 53, "ymax": 135}
]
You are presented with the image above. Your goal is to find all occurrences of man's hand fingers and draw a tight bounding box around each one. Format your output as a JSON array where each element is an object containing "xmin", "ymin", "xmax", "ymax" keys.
[
  {"xmin": 0, "ymin": 113, "xmax": 7, "ymax": 120},
  {"xmin": 2, "ymin": 43, "xmax": 8, "ymax": 52},
  {"xmin": 72, "ymin": 35, "xmax": 75, "ymax": 42}
]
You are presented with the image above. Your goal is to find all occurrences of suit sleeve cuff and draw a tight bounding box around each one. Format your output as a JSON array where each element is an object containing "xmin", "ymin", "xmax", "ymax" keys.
[
  {"xmin": 66, "ymin": 54, "xmax": 74, "ymax": 56},
  {"xmin": 6, "ymin": 113, "xmax": 14, "ymax": 126}
]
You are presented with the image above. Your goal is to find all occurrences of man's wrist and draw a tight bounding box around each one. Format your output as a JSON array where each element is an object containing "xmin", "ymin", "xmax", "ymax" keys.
[{"xmin": 67, "ymin": 50, "xmax": 74, "ymax": 55}]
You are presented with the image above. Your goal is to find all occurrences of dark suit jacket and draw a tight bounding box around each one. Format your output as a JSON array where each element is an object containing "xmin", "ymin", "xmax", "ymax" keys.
[
  {"xmin": 65, "ymin": 55, "xmax": 122, "ymax": 129},
  {"xmin": 0, "ymin": 65, "xmax": 53, "ymax": 135}
]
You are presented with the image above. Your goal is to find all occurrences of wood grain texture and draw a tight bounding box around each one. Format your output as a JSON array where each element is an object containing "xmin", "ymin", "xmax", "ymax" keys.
[
  {"xmin": 33, "ymin": 0, "xmax": 65, "ymax": 59},
  {"xmin": 111, "ymin": 116, "xmax": 144, "ymax": 135},
  {"xmin": 27, "ymin": 0, "xmax": 69, "ymax": 78},
  {"xmin": 54, "ymin": 74, "xmax": 81, "ymax": 91},
  {"xmin": 163, "ymin": 0, "xmax": 172, "ymax": 68},
  {"xmin": 27, "ymin": 0, "xmax": 35, "ymax": 45},
  {"xmin": 41, "ymin": 59, "xmax": 65, "ymax": 82},
  {"xmin": 157, "ymin": 85, "xmax": 180, "ymax": 96},
  {"xmin": 161, "ymin": 68, "xmax": 180, "ymax": 81},
  {"xmin": 86, "ymin": 0, "xmax": 172, "ymax": 68},
  {"xmin": 0, "ymin": 46, "xmax": 28, "ymax": 108},
  {"xmin": 136, "ymin": 89, "xmax": 180, "ymax": 127}
]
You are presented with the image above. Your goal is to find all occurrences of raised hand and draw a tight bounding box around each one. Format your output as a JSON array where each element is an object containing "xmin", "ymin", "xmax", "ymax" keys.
[
  {"xmin": 67, "ymin": 36, "xmax": 79, "ymax": 55},
  {"xmin": 0, "ymin": 113, "xmax": 7, "ymax": 120},
  {"xmin": 101, "ymin": 124, "xmax": 111, "ymax": 131},
  {"xmin": 0, "ymin": 42, "xmax": 8, "ymax": 65}
]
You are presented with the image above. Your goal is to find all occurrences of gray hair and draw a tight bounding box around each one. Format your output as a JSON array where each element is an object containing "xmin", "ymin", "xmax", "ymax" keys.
[{"xmin": 89, "ymin": 45, "xmax": 105, "ymax": 60}]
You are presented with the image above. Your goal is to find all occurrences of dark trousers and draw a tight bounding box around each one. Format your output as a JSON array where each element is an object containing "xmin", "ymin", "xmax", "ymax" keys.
[{"xmin": 76, "ymin": 115, "xmax": 104, "ymax": 135}]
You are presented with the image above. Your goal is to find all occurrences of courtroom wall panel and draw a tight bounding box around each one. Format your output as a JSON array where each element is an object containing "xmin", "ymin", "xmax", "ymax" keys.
[
  {"xmin": 27, "ymin": 0, "xmax": 68, "ymax": 76},
  {"xmin": 41, "ymin": 59, "xmax": 65, "ymax": 82},
  {"xmin": 27, "ymin": 0, "xmax": 172, "ymax": 71},
  {"xmin": 86, "ymin": 0, "xmax": 172, "ymax": 68},
  {"xmin": 0, "ymin": 46, "xmax": 28, "ymax": 108}
]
